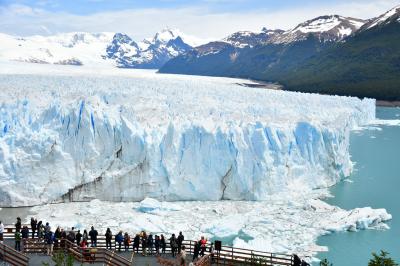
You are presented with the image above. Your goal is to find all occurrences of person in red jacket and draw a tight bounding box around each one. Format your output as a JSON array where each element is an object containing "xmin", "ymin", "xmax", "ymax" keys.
[{"xmin": 199, "ymin": 236, "xmax": 207, "ymax": 257}]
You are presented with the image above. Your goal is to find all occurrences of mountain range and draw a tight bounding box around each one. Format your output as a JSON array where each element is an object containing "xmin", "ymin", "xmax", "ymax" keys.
[
  {"xmin": 0, "ymin": 28, "xmax": 196, "ymax": 69},
  {"xmin": 160, "ymin": 5, "xmax": 400, "ymax": 101},
  {"xmin": 0, "ymin": 5, "xmax": 399, "ymax": 100}
]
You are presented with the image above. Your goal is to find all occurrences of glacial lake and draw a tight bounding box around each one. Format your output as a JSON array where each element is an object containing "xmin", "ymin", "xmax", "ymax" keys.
[{"xmin": 316, "ymin": 106, "xmax": 400, "ymax": 265}]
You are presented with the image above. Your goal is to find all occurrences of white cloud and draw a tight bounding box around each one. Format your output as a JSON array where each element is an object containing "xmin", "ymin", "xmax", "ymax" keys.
[{"xmin": 0, "ymin": 0, "xmax": 399, "ymax": 42}]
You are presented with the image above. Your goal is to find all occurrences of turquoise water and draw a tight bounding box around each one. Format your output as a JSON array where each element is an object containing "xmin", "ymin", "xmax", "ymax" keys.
[{"xmin": 316, "ymin": 107, "xmax": 400, "ymax": 265}]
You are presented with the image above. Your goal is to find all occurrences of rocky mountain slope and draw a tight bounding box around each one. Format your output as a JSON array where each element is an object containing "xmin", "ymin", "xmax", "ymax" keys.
[{"xmin": 160, "ymin": 5, "xmax": 400, "ymax": 100}]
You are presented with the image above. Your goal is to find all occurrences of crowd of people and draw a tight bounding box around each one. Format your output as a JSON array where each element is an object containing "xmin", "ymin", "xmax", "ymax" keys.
[
  {"xmin": 0, "ymin": 217, "xmax": 311, "ymax": 266},
  {"xmin": 8, "ymin": 217, "xmax": 212, "ymax": 265}
]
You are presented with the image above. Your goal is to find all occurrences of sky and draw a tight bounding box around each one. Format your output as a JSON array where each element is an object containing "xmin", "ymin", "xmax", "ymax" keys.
[{"xmin": 0, "ymin": 0, "xmax": 399, "ymax": 42}]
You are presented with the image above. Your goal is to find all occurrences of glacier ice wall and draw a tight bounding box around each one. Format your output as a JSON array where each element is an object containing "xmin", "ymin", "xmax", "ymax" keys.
[{"xmin": 0, "ymin": 68, "xmax": 376, "ymax": 206}]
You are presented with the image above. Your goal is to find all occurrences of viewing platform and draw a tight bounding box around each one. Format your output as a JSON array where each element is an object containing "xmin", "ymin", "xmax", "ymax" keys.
[{"xmin": 0, "ymin": 225, "xmax": 296, "ymax": 266}]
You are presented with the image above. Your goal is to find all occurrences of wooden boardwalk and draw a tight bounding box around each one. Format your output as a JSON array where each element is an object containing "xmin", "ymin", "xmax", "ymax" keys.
[{"xmin": 1, "ymin": 225, "xmax": 295, "ymax": 265}]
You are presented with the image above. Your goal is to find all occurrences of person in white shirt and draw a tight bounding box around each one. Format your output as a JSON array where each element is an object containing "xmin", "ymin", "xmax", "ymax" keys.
[{"xmin": 0, "ymin": 221, "xmax": 4, "ymax": 244}]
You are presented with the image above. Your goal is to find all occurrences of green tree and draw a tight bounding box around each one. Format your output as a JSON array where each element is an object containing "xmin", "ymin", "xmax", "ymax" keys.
[
  {"xmin": 42, "ymin": 251, "xmax": 75, "ymax": 266},
  {"xmin": 320, "ymin": 258, "xmax": 333, "ymax": 266},
  {"xmin": 369, "ymin": 250, "xmax": 398, "ymax": 266}
]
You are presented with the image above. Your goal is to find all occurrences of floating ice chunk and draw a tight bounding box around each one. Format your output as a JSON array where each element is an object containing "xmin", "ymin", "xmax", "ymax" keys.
[
  {"xmin": 137, "ymin": 197, "xmax": 182, "ymax": 213},
  {"xmin": 202, "ymin": 214, "xmax": 248, "ymax": 239},
  {"xmin": 370, "ymin": 119, "xmax": 400, "ymax": 126},
  {"xmin": 138, "ymin": 197, "xmax": 162, "ymax": 213}
]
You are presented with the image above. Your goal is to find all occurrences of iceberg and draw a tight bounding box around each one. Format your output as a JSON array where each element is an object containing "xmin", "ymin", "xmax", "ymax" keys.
[
  {"xmin": 0, "ymin": 63, "xmax": 376, "ymax": 206},
  {"xmin": 137, "ymin": 197, "xmax": 182, "ymax": 213}
]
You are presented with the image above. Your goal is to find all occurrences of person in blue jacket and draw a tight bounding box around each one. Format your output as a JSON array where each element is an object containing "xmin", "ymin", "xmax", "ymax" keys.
[
  {"xmin": 115, "ymin": 231, "xmax": 124, "ymax": 252},
  {"xmin": 45, "ymin": 230, "xmax": 55, "ymax": 256}
]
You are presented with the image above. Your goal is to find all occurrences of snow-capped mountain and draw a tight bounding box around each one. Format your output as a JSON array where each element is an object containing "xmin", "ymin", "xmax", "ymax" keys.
[
  {"xmin": 0, "ymin": 32, "xmax": 115, "ymax": 65},
  {"xmin": 185, "ymin": 28, "xmax": 283, "ymax": 59},
  {"xmin": 270, "ymin": 15, "xmax": 366, "ymax": 44},
  {"xmin": 166, "ymin": 15, "xmax": 366, "ymax": 63},
  {"xmin": 197, "ymin": 15, "xmax": 365, "ymax": 53},
  {"xmin": 0, "ymin": 29, "xmax": 194, "ymax": 69},
  {"xmin": 105, "ymin": 33, "xmax": 140, "ymax": 61},
  {"xmin": 361, "ymin": 5, "xmax": 400, "ymax": 30},
  {"xmin": 223, "ymin": 28, "xmax": 284, "ymax": 48},
  {"xmin": 105, "ymin": 28, "xmax": 193, "ymax": 68}
]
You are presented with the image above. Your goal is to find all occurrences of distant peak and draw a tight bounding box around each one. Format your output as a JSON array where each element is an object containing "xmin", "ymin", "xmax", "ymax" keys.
[
  {"xmin": 364, "ymin": 5, "xmax": 400, "ymax": 30},
  {"xmin": 153, "ymin": 28, "xmax": 182, "ymax": 43},
  {"xmin": 292, "ymin": 15, "xmax": 365, "ymax": 34}
]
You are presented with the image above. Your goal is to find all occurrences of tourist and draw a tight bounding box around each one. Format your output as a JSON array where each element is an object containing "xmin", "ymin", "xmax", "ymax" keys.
[
  {"xmin": 60, "ymin": 228, "xmax": 67, "ymax": 248},
  {"xmin": 45, "ymin": 222, "xmax": 51, "ymax": 234},
  {"xmin": 30, "ymin": 217, "xmax": 37, "ymax": 239},
  {"xmin": 192, "ymin": 241, "xmax": 200, "ymax": 262},
  {"xmin": 54, "ymin": 226, "xmax": 61, "ymax": 248},
  {"xmin": 80, "ymin": 239, "xmax": 90, "ymax": 261},
  {"xmin": 124, "ymin": 232, "xmax": 131, "ymax": 251},
  {"xmin": 170, "ymin": 233, "xmax": 178, "ymax": 257},
  {"xmin": 38, "ymin": 222, "xmax": 44, "ymax": 239},
  {"xmin": 76, "ymin": 230, "xmax": 82, "ymax": 246},
  {"xmin": 293, "ymin": 254, "xmax": 302, "ymax": 266},
  {"xmin": 177, "ymin": 231, "xmax": 184, "ymax": 253},
  {"xmin": 21, "ymin": 225, "xmax": 29, "ymax": 251},
  {"xmin": 115, "ymin": 231, "xmax": 123, "ymax": 252},
  {"xmin": 141, "ymin": 231, "xmax": 148, "ymax": 256},
  {"xmin": 154, "ymin": 235, "xmax": 160, "ymax": 255},
  {"xmin": 15, "ymin": 217, "xmax": 22, "ymax": 232},
  {"xmin": 147, "ymin": 234, "xmax": 154, "ymax": 255},
  {"xmin": 89, "ymin": 226, "xmax": 98, "ymax": 247},
  {"xmin": 0, "ymin": 220, "xmax": 4, "ymax": 244},
  {"xmin": 21, "ymin": 225, "xmax": 29, "ymax": 238},
  {"xmin": 105, "ymin": 228, "xmax": 113, "ymax": 249},
  {"xmin": 301, "ymin": 260, "xmax": 310, "ymax": 266},
  {"xmin": 209, "ymin": 242, "xmax": 215, "ymax": 262},
  {"xmin": 161, "ymin": 234, "xmax": 166, "ymax": 254},
  {"xmin": 80, "ymin": 238, "xmax": 87, "ymax": 248},
  {"xmin": 133, "ymin": 234, "xmax": 140, "ymax": 253},
  {"xmin": 179, "ymin": 245, "xmax": 187, "ymax": 266},
  {"xmin": 45, "ymin": 230, "xmax": 54, "ymax": 256},
  {"xmin": 14, "ymin": 230, "xmax": 22, "ymax": 251},
  {"xmin": 83, "ymin": 229, "xmax": 88, "ymax": 242},
  {"xmin": 67, "ymin": 227, "xmax": 76, "ymax": 243},
  {"xmin": 199, "ymin": 236, "xmax": 207, "ymax": 256},
  {"xmin": 36, "ymin": 221, "xmax": 42, "ymax": 238}
]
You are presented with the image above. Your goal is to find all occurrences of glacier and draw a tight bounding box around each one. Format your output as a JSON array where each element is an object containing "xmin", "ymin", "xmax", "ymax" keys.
[{"xmin": 0, "ymin": 62, "xmax": 376, "ymax": 206}]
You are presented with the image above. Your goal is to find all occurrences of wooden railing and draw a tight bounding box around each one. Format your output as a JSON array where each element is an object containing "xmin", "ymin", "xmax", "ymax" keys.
[
  {"xmin": 0, "ymin": 242, "xmax": 29, "ymax": 266},
  {"xmin": 3, "ymin": 225, "xmax": 294, "ymax": 265},
  {"xmin": 195, "ymin": 254, "xmax": 212, "ymax": 266},
  {"xmin": 22, "ymin": 238, "xmax": 132, "ymax": 266},
  {"xmin": 157, "ymin": 254, "xmax": 211, "ymax": 266}
]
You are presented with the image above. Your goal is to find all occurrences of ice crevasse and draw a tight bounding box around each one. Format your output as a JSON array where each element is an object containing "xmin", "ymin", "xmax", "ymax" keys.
[{"xmin": 0, "ymin": 72, "xmax": 376, "ymax": 206}]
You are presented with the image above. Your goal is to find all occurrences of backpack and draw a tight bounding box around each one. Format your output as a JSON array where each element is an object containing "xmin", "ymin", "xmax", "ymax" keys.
[{"xmin": 15, "ymin": 232, "xmax": 21, "ymax": 241}]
